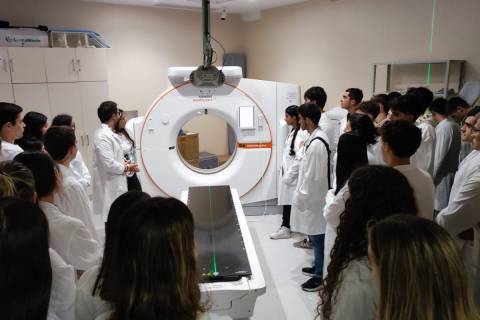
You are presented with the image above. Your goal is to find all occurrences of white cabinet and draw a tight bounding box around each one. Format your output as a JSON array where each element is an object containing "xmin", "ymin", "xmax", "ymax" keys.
[
  {"xmin": 79, "ymin": 81, "xmax": 109, "ymax": 169},
  {"xmin": 44, "ymin": 48, "xmax": 108, "ymax": 83},
  {"xmin": 12, "ymin": 84, "xmax": 50, "ymax": 117},
  {"xmin": 0, "ymin": 84, "xmax": 14, "ymax": 102},
  {"xmin": 48, "ymin": 83, "xmax": 85, "ymax": 133},
  {"xmin": 0, "ymin": 48, "xmax": 11, "ymax": 84},
  {"xmin": 45, "ymin": 48, "xmax": 78, "ymax": 83},
  {"xmin": 8, "ymin": 48, "xmax": 47, "ymax": 83},
  {"xmin": 2, "ymin": 47, "xmax": 110, "ymax": 174},
  {"xmin": 48, "ymin": 81, "xmax": 109, "ymax": 170},
  {"xmin": 76, "ymin": 48, "xmax": 108, "ymax": 81}
]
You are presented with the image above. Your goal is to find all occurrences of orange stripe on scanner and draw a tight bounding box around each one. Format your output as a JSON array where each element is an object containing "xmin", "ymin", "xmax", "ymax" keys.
[{"xmin": 237, "ymin": 142, "xmax": 272, "ymax": 149}]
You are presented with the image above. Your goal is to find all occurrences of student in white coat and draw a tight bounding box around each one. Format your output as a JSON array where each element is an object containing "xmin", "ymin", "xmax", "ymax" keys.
[
  {"xmin": 368, "ymin": 215, "xmax": 480, "ymax": 320},
  {"xmin": 0, "ymin": 199, "xmax": 76, "ymax": 320},
  {"xmin": 430, "ymin": 98, "xmax": 461, "ymax": 212},
  {"xmin": 290, "ymin": 103, "xmax": 331, "ymax": 291},
  {"xmin": 436, "ymin": 113, "xmax": 480, "ymax": 286},
  {"xmin": 0, "ymin": 102, "xmax": 24, "ymax": 161},
  {"xmin": 44, "ymin": 126, "xmax": 99, "ymax": 242},
  {"xmin": 327, "ymin": 88, "xmax": 364, "ymax": 187},
  {"xmin": 447, "ymin": 97, "xmax": 474, "ymax": 164},
  {"xmin": 77, "ymin": 197, "xmax": 206, "ymax": 320},
  {"xmin": 92, "ymin": 101, "xmax": 138, "ymax": 222},
  {"xmin": 318, "ymin": 166, "xmax": 417, "ymax": 320},
  {"xmin": 270, "ymin": 105, "xmax": 307, "ymax": 240},
  {"xmin": 380, "ymin": 120, "xmax": 435, "ymax": 219},
  {"xmin": 389, "ymin": 93, "xmax": 436, "ymax": 175},
  {"xmin": 15, "ymin": 152, "xmax": 101, "ymax": 272},
  {"xmin": 76, "ymin": 191, "xmax": 151, "ymax": 320},
  {"xmin": 52, "ymin": 114, "xmax": 91, "ymax": 189},
  {"xmin": 293, "ymin": 87, "xmax": 331, "ymax": 250},
  {"xmin": 322, "ymin": 113, "xmax": 377, "ymax": 275}
]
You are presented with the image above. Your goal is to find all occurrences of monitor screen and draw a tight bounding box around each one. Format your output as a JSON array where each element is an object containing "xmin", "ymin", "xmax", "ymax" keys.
[{"xmin": 238, "ymin": 106, "xmax": 254, "ymax": 129}]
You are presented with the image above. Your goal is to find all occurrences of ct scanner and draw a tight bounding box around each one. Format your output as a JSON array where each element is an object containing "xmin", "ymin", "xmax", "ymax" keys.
[
  {"xmin": 129, "ymin": 66, "xmax": 301, "ymax": 204},
  {"xmin": 126, "ymin": 66, "xmax": 300, "ymax": 319}
]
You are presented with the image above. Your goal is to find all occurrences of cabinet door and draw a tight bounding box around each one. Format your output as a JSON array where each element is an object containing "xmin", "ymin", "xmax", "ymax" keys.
[
  {"xmin": 45, "ymin": 48, "xmax": 78, "ymax": 83},
  {"xmin": 13, "ymin": 84, "xmax": 51, "ymax": 117},
  {"xmin": 48, "ymin": 83, "xmax": 85, "ymax": 136},
  {"xmin": 76, "ymin": 48, "xmax": 108, "ymax": 82},
  {"xmin": 79, "ymin": 81, "xmax": 110, "ymax": 169},
  {"xmin": 0, "ymin": 48, "xmax": 11, "ymax": 84},
  {"xmin": 8, "ymin": 48, "xmax": 47, "ymax": 83},
  {"xmin": 0, "ymin": 84, "xmax": 14, "ymax": 102}
]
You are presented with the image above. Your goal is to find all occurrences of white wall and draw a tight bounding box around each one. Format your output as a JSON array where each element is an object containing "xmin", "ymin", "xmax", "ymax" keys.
[
  {"xmin": 1, "ymin": 0, "xmax": 245, "ymax": 114},
  {"xmin": 243, "ymin": 0, "xmax": 480, "ymax": 109},
  {"xmin": 2, "ymin": 0, "xmax": 480, "ymax": 114}
]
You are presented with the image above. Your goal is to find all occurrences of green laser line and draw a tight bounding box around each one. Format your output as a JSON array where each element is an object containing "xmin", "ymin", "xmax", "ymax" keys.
[
  {"xmin": 208, "ymin": 186, "xmax": 217, "ymax": 274},
  {"xmin": 426, "ymin": 0, "xmax": 437, "ymax": 86}
]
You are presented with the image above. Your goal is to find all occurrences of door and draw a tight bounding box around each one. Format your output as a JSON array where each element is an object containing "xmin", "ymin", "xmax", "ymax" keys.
[
  {"xmin": 79, "ymin": 81, "xmax": 110, "ymax": 169},
  {"xmin": 0, "ymin": 84, "xmax": 14, "ymax": 102},
  {"xmin": 45, "ymin": 48, "xmax": 78, "ymax": 83},
  {"xmin": 12, "ymin": 83, "xmax": 51, "ymax": 117},
  {"xmin": 76, "ymin": 48, "xmax": 108, "ymax": 82},
  {"xmin": 8, "ymin": 48, "xmax": 47, "ymax": 83},
  {"xmin": 0, "ymin": 48, "xmax": 11, "ymax": 84}
]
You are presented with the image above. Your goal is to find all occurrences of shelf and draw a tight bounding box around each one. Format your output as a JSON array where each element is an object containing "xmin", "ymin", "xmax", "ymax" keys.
[{"xmin": 372, "ymin": 60, "xmax": 466, "ymax": 99}]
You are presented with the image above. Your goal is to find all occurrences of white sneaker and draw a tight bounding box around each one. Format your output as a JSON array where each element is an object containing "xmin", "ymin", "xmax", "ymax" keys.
[{"xmin": 269, "ymin": 226, "xmax": 291, "ymax": 239}]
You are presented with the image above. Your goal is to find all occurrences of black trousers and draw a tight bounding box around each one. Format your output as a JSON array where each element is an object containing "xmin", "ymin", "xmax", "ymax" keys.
[
  {"xmin": 282, "ymin": 205, "xmax": 291, "ymax": 229},
  {"xmin": 127, "ymin": 173, "xmax": 142, "ymax": 191}
]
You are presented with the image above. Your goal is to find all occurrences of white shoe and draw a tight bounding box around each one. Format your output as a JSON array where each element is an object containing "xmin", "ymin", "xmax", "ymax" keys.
[{"xmin": 269, "ymin": 226, "xmax": 291, "ymax": 240}]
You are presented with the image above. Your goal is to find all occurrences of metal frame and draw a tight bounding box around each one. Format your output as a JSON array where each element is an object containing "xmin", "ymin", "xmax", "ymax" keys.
[{"xmin": 372, "ymin": 59, "xmax": 466, "ymax": 98}]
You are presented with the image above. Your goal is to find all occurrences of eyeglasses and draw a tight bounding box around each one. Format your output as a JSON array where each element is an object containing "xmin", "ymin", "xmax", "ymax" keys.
[{"xmin": 462, "ymin": 121, "xmax": 480, "ymax": 132}]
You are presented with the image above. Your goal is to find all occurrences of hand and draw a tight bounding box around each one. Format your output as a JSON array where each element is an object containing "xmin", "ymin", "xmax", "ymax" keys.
[{"xmin": 125, "ymin": 163, "xmax": 139, "ymax": 173}]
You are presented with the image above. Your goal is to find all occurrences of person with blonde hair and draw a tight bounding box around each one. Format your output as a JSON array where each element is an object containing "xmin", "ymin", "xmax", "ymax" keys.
[
  {"xmin": 0, "ymin": 160, "xmax": 36, "ymax": 201},
  {"xmin": 368, "ymin": 214, "xmax": 480, "ymax": 320}
]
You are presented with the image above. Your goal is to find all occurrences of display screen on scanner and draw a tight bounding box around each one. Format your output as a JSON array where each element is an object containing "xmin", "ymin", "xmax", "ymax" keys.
[{"xmin": 187, "ymin": 185, "xmax": 252, "ymax": 282}]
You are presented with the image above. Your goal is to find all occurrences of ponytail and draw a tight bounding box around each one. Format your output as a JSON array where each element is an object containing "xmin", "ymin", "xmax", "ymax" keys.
[
  {"xmin": 285, "ymin": 105, "xmax": 300, "ymax": 156},
  {"xmin": 289, "ymin": 127, "xmax": 300, "ymax": 156}
]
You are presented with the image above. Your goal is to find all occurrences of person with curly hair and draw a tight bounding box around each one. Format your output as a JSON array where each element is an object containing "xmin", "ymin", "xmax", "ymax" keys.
[{"xmin": 318, "ymin": 165, "xmax": 418, "ymax": 320}]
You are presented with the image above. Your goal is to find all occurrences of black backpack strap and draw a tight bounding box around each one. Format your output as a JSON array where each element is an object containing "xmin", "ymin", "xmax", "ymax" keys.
[{"xmin": 305, "ymin": 137, "xmax": 332, "ymax": 190}]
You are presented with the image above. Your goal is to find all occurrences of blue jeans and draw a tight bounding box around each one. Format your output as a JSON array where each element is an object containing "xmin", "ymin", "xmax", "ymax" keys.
[{"xmin": 310, "ymin": 234, "xmax": 325, "ymax": 278}]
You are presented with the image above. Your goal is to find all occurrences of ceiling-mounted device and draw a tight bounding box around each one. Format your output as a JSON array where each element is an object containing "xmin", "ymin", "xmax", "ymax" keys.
[{"xmin": 190, "ymin": 0, "xmax": 225, "ymax": 87}]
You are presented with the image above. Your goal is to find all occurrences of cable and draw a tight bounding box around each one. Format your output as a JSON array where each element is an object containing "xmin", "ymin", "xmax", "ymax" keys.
[{"xmin": 210, "ymin": 36, "xmax": 226, "ymax": 70}]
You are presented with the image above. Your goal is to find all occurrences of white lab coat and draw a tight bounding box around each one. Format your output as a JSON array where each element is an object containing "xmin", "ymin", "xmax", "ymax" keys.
[
  {"xmin": 433, "ymin": 118, "xmax": 461, "ymax": 211},
  {"xmin": 323, "ymin": 185, "xmax": 349, "ymax": 275},
  {"xmin": 55, "ymin": 164, "xmax": 100, "ymax": 242},
  {"xmin": 290, "ymin": 128, "xmax": 330, "ymax": 235},
  {"xmin": 38, "ymin": 201, "xmax": 101, "ymax": 271},
  {"xmin": 278, "ymin": 128, "xmax": 308, "ymax": 205},
  {"xmin": 395, "ymin": 164, "xmax": 435, "ymax": 220},
  {"xmin": 48, "ymin": 249, "xmax": 76, "ymax": 320},
  {"xmin": 436, "ymin": 150, "xmax": 480, "ymax": 278},
  {"xmin": 319, "ymin": 108, "xmax": 348, "ymax": 187},
  {"xmin": 76, "ymin": 266, "xmax": 110, "ymax": 320},
  {"xmin": 411, "ymin": 122, "xmax": 436, "ymax": 176},
  {"xmin": 459, "ymin": 140, "xmax": 473, "ymax": 164},
  {"xmin": 92, "ymin": 124, "xmax": 128, "ymax": 222},
  {"xmin": 0, "ymin": 140, "xmax": 23, "ymax": 161},
  {"xmin": 70, "ymin": 150, "xmax": 91, "ymax": 189},
  {"xmin": 323, "ymin": 258, "xmax": 376, "ymax": 320}
]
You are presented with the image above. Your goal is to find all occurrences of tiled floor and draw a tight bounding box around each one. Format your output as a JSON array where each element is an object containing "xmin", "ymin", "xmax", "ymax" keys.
[{"xmin": 243, "ymin": 214, "xmax": 318, "ymax": 320}]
